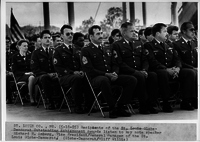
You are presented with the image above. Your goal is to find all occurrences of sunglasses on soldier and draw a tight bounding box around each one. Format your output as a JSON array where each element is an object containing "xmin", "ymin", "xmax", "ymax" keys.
[
  {"xmin": 65, "ymin": 32, "xmax": 74, "ymax": 36},
  {"xmin": 188, "ymin": 28, "xmax": 195, "ymax": 32}
]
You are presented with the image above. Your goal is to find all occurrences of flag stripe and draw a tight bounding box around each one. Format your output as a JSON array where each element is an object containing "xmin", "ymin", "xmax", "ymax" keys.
[
  {"xmin": 10, "ymin": 8, "xmax": 24, "ymax": 43},
  {"xmin": 11, "ymin": 27, "xmax": 21, "ymax": 40}
]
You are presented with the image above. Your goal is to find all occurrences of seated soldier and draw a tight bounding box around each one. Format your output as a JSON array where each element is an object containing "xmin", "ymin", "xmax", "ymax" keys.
[
  {"xmin": 144, "ymin": 23, "xmax": 197, "ymax": 112},
  {"xmin": 81, "ymin": 25, "xmax": 137, "ymax": 118},
  {"xmin": 12, "ymin": 39, "xmax": 36, "ymax": 105},
  {"xmin": 31, "ymin": 30, "xmax": 62, "ymax": 109},
  {"xmin": 53, "ymin": 25, "xmax": 94, "ymax": 114}
]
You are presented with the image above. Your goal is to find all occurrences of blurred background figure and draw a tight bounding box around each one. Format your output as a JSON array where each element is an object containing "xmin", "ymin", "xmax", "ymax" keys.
[
  {"xmin": 167, "ymin": 25, "xmax": 179, "ymax": 43},
  {"xmin": 72, "ymin": 32, "xmax": 85, "ymax": 50},
  {"xmin": 144, "ymin": 27, "xmax": 154, "ymax": 42},
  {"xmin": 138, "ymin": 29, "xmax": 147, "ymax": 45},
  {"xmin": 52, "ymin": 33, "xmax": 62, "ymax": 48},
  {"xmin": 12, "ymin": 39, "xmax": 36, "ymax": 105},
  {"xmin": 6, "ymin": 37, "xmax": 16, "ymax": 104},
  {"xmin": 35, "ymin": 36, "xmax": 41, "ymax": 50},
  {"xmin": 108, "ymin": 29, "xmax": 122, "ymax": 44}
]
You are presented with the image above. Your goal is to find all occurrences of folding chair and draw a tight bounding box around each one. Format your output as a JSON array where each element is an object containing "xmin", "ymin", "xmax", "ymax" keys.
[
  {"xmin": 115, "ymin": 87, "xmax": 136, "ymax": 114},
  {"xmin": 59, "ymin": 86, "xmax": 72, "ymax": 113},
  {"xmin": 11, "ymin": 73, "xmax": 27, "ymax": 106},
  {"xmin": 157, "ymin": 80, "xmax": 181, "ymax": 110},
  {"xmin": 85, "ymin": 72, "xmax": 134, "ymax": 117},
  {"xmin": 85, "ymin": 73, "xmax": 105, "ymax": 117},
  {"xmin": 36, "ymin": 84, "xmax": 48, "ymax": 109}
]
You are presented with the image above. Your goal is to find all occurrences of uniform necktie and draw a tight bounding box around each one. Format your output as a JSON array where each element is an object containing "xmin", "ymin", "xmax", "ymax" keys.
[
  {"xmin": 129, "ymin": 41, "xmax": 134, "ymax": 50},
  {"xmin": 160, "ymin": 42, "xmax": 164, "ymax": 48},
  {"xmin": 45, "ymin": 48, "xmax": 49, "ymax": 56},
  {"xmin": 69, "ymin": 45, "xmax": 73, "ymax": 53},
  {"xmin": 187, "ymin": 41, "xmax": 191, "ymax": 47}
]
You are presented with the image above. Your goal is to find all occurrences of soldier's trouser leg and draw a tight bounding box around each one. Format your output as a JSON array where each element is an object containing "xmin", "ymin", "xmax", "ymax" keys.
[
  {"xmin": 156, "ymin": 69, "xmax": 171, "ymax": 101},
  {"xmin": 39, "ymin": 74, "xmax": 54, "ymax": 104},
  {"xmin": 112, "ymin": 75, "xmax": 137, "ymax": 105},
  {"xmin": 131, "ymin": 71, "xmax": 148, "ymax": 106},
  {"xmin": 92, "ymin": 76, "xmax": 116, "ymax": 109},
  {"xmin": 6, "ymin": 75, "xmax": 13, "ymax": 101},
  {"xmin": 60, "ymin": 74, "xmax": 84, "ymax": 107},
  {"xmin": 146, "ymin": 72, "xmax": 158, "ymax": 105},
  {"xmin": 179, "ymin": 68, "xmax": 197, "ymax": 100},
  {"xmin": 82, "ymin": 77, "xmax": 95, "ymax": 108}
]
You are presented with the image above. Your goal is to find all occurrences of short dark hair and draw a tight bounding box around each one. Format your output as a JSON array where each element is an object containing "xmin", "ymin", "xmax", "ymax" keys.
[
  {"xmin": 52, "ymin": 33, "xmax": 61, "ymax": 41},
  {"xmin": 40, "ymin": 30, "xmax": 51, "ymax": 38},
  {"xmin": 138, "ymin": 29, "xmax": 145, "ymax": 36},
  {"xmin": 60, "ymin": 25, "xmax": 73, "ymax": 34},
  {"xmin": 88, "ymin": 25, "xmax": 101, "ymax": 36},
  {"xmin": 111, "ymin": 29, "xmax": 121, "ymax": 37},
  {"xmin": 167, "ymin": 26, "xmax": 179, "ymax": 35},
  {"xmin": 121, "ymin": 22, "xmax": 133, "ymax": 29},
  {"xmin": 180, "ymin": 21, "xmax": 193, "ymax": 34},
  {"xmin": 17, "ymin": 39, "xmax": 29, "ymax": 46},
  {"xmin": 72, "ymin": 32, "xmax": 84, "ymax": 44},
  {"xmin": 144, "ymin": 27, "xmax": 152, "ymax": 38},
  {"xmin": 152, "ymin": 23, "xmax": 167, "ymax": 37}
]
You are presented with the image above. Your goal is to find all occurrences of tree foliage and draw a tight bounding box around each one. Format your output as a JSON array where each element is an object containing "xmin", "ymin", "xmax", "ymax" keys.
[
  {"xmin": 76, "ymin": 16, "xmax": 95, "ymax": 34},
  {"xmin": 104, "ymin": 7, "xmax": 123, "ymax": 29}
]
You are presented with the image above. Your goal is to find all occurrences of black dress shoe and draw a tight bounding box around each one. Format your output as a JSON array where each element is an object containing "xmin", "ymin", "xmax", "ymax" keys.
[
  {"xmin": 31, "ymin": 102, "xmax": 37, "ymax": 106},
  {"xmin": 191, "ymin": 99, "xmax": 198, "ymax": 109},
  {"xmin": 139, "ymin": 109, "xmax": 150, "ymax": 114},
  {"xmin": 116, "ymin": 108, "xmax": 132, "ymax": 117},
  {"xmin": 109, "ymin": 109, "xmax": 118, "ymax": 118},
  {"xmin": 180, "ymin": 102, "xmax": 194, "ymax": 111},
  {"xmin": 85, "ymin": 107, "xmax": 98, "ymax": 113},
  {"xmin": 48, "ymin": 104, "xmax": 56, "ymax": 110},
  {"xmin": 74, "ymin": 106, "xmax": 85, "ymax": 114},
  {"xmin": 162, "ymin": 103, "xmax": 173, "ymax": 113},
  {"xmin": 148, "ymin": 107, "xmax": 158, "ymax": 114}
]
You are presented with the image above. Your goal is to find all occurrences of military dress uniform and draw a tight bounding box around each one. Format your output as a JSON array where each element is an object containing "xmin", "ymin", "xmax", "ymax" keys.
[
  {"xmin": 12, "ymin": 51, "xmax": 32, "ymax": 81},
  {"xmin": 173, "ymin": 37, "xmax": 197, "ymax": 69},
  {"xmin": 144, "ymin": 39, "xmax": 197, "ymax": 111},
  {"xmin": 6, "ymin": 50, "xmax": 17, "ymax": 103},
  {"xmin": 53, "ymin": 43, "xmax": 94, "ymax": 113},
  {"xmin": 165, "ymin": 39, "xmax": 174, "ymax": 48},
  {"xmin": 81, "ymin": 42, "xmax": 137, "ymax": 118},
  {"xmin": 173, "ymin": 37, "xmax": 197, "ymax": 108},
  {"xmin": 112, "ymin": 38, "xmax": 158, "ymax": 114},
  {"xmin": 30, "ymin": 47, "xmax": 61, "ymax": 108}
]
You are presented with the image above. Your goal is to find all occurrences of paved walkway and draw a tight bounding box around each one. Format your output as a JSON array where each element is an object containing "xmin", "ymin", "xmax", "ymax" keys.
[{"xmin": 6, "ymin": 103, "xmax": 198, "ymax": 121}]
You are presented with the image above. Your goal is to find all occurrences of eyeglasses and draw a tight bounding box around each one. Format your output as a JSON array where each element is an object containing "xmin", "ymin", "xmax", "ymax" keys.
[
  {"xmin": 189, "ymin": 28, "xmax": 195, "ymax": 32},
  {"xmin": 65, "ymin": 32, "xmax": 74, "ymax": 36},
  {"xmin": 115, "ymin": 34, "xmax": 121, "ymax": 37}
]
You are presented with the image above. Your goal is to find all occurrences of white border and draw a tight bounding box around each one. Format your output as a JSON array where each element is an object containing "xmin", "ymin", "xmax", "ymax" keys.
[{"xmin": 1, "ymin": 0, "xmax": 199, "ymax": 141}]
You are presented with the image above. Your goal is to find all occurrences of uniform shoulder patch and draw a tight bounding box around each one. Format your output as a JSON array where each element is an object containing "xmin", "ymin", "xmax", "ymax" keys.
[
  {"xmin": 145, "ymin": 49, "xmax": 149, "ymax": 55},
  {"xmin": 82, "ymin": 56, "xmax": 88, "ymax": 64},
  {"xmin": 113, "ymin": 50, "xmax": 118, "ymax": 58},
  {"xmin": 53, "ymin": 58, "xmax": 57, "ymax": 64}
]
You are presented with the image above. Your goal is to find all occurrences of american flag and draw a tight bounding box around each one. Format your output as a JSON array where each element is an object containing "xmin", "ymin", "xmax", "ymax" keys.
[{"xmin": 10, "ymin": 8, "xmax": 25, "ymax": 43}]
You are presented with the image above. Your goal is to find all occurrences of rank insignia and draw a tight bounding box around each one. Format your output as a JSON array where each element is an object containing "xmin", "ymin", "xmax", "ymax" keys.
[
  {"xmin": 53, "ymin": 58, "xmax": 57, "ymax": 64},
  {"xmin": 113, "ymin": 50, "xmax": 118, "ymax": 58},
  {"xmin": 145, "ymin": 49, "xmax": 149, "ymax": 55},
  {"xmin": 82, "ymin": 56, "xmax": 88, "ymax": 64}
]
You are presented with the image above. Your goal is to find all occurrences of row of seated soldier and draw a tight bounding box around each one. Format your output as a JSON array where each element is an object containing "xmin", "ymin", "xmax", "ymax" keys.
[{"xmin": 6, "ymin": 21, "xmax": 198, "ymax": 118}]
